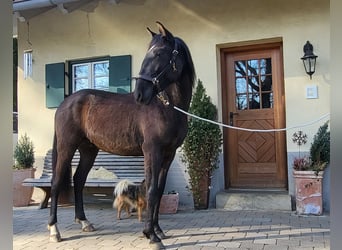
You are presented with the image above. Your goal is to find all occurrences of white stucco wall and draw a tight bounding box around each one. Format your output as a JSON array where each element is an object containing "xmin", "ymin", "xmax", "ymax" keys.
[{"xmin": 16, "ymin": 0, "xmax": 330, "ymax": 207}]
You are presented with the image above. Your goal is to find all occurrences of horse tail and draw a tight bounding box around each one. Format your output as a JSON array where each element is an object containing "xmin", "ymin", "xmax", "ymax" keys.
[{"xmin": 51, "ymin": 131, "xmax": 72, "ymax": 196}]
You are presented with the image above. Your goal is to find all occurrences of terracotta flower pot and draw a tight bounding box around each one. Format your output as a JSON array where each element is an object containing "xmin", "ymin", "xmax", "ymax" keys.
[
  {"xmin": 159, "ymin": 193, "xmax": 179, "ymax": 214},
  {"xmin": 13, "ymin": 168, "xmax": 35, "ymax": 207},
  {"xmin": 193, "ymin": 173, "xmax": 211, "ymax": 210},
  {"xmin": 293, "ymin": 170, "xmax": 323, "ymax": 215}
]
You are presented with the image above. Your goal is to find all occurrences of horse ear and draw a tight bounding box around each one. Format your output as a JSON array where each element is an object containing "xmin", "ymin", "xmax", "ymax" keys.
[
  {"xmin": 156, "ymin": 21, "xmax": 174, "ymax": 40},
  {"xmin": 147, "ymin": 27, "xmax": 156, "ymax": 37}
]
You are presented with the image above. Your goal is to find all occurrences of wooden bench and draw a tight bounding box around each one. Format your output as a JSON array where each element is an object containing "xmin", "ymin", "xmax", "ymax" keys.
[{"xmin": 22, "ymin": 150, "xmax": 145, "ymax": 209}]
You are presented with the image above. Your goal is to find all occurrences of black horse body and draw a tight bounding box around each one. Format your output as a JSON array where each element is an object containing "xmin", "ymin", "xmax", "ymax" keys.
[{"xmin": 48, "ymin": 22, "xmax": 195, "ymax": 247}]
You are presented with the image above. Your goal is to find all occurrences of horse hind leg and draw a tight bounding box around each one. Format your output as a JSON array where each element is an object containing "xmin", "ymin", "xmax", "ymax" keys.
[
  {"xmin": 48, "ymin": 146, "xmax": 76, "ymax": 242},
  {"xmin": 73, "ymin": 143, "xmax": 98, "ymax": 232}
]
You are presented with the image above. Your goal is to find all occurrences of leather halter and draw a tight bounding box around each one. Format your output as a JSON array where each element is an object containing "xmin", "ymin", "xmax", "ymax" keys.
[{"xmin": 134, "ymin": 42, "xmax": 179, "ymax": 94}]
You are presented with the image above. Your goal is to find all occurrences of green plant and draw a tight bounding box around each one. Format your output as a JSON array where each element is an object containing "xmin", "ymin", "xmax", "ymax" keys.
[
  {"xmin": 181, "ymin": 79, "xmax": 222, "ymax": 207},
  {"xmin": 309, "ymin": 121, "xmax": 330, "ymax": 172},
  {"xmin": 292, "ymin": 121, "xmax": 330, "ymax": 174},
  {"xmin": 13, "ymin": 133, "xmax": 35, "ymax": 169}
]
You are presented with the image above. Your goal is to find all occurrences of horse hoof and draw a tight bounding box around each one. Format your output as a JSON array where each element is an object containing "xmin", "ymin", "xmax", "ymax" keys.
[
  {"xmin": 82, "ymin": 223, "xmax": 95, "ymax": 232},
  {"xmin": 76, "ymin": 219, "xmax": 96, "ymax": 232},
  {"xmin": 48, "ymin": 224, "xmax": 62, "ymax": 242},
  {"xmin": 49, "ymin": 234, "xmax": 62, "ymax": 242},
  {"xmin": 149, "ymin": 241, "xmax": 165, "ymax": 250},
  {"xmin": 156, "ymin": 231, "xmax": 169, "ymax": 240},
  {"xmin": 143, "ymin": 229, "xmax": 150, "ymax": 239}
]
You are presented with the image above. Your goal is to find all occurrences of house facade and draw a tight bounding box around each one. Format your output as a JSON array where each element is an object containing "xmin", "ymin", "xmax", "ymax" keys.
[{"xmin": 14, "ymin": 0, "xmax": 330, "ymax": 209}]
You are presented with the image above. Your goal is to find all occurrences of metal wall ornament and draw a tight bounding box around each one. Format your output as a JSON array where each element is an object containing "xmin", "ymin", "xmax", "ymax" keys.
[{"xmin": 301, "ymin": 41, "xmax": 318, "ymax": 79}]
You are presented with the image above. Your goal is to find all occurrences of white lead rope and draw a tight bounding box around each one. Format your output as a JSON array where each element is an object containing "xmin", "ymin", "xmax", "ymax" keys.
[{"xmin": 173, "ymin": 106, "xmax": 330, "ymax": 133}]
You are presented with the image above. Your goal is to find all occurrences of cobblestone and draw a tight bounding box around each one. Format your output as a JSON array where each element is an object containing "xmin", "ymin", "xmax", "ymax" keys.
[{"xmin": 13, "ymin": 203, "xmax": 330, "ymax": 249}]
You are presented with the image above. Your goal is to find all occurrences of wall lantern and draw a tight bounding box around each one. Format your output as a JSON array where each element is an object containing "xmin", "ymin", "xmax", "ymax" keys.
[
  {"xmin": 301, "ymin": 41, "xmax": 317, "ymax": 79},
  {"xmin": 24, "ymin": 49, "xmax": 33, "ymax": 79}
]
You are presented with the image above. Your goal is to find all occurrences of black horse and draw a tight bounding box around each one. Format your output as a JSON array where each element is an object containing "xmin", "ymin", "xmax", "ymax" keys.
[{"xmin": 47, "ymin": 22, "xmax": 195, "ymax": 248}]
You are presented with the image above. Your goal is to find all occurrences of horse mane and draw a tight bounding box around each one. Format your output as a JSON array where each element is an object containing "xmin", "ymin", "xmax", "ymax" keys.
[{"xmin": 174, "ymin": 37, "xmax": 196, "ymax": 88}]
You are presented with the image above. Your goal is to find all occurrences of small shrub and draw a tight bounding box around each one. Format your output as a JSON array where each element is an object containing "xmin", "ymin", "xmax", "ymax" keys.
[
  {"xmin": 13, "ymin": 133, "xmax": 35, "ymax": 169},
  {"xmin": 181, "ymin": 79, "xmax": 222, "ymax": 207}
]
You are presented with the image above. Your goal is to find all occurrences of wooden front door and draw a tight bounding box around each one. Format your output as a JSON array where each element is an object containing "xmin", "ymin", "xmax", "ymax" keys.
[{"xmin": 221, "ymin": 42, "xmax": 287, "ymax": 189}]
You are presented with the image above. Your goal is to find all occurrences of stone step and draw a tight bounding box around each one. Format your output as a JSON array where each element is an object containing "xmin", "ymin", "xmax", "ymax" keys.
[{"xmin": 216, "ymin": 190, "xmax": 292, "ymax": 211}]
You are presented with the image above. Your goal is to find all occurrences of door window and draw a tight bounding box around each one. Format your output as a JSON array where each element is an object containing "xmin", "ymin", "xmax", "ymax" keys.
[{"xmin": 234, "ymin": 58, "xmax": 273, "ymax": 110}]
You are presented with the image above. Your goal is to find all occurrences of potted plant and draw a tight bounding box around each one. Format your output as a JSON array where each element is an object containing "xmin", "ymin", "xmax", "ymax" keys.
[
  {"xmin": 292, "ymin": 122, "xmax": 330, "ymax": 215},
  {"xmin": 159, "ymin": 190, "xmax": 179, "ymax": 214},
  {"xmin": 13, "ymin": 133, "xmax": 36, "ymax": 207},
  {"xmin": 181, "ymin": 79, "xmax": 222, "ymax": 209}
]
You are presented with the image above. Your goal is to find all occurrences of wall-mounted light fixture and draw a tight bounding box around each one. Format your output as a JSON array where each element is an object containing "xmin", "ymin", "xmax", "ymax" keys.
[{"xmin": 301, "ymin": 41, "xmax": 317, "ymax": 79}]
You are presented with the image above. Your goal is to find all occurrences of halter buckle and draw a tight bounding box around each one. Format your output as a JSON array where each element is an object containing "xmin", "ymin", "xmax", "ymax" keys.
[
  {"xmin": 152, "ymin": 77, "xmax": 159, "ymax": 85},
  {"xmin": 157, "ymin": 92, "xmax": 170, "ymax": 106},
  {"xmin": 172, "ymin": 49, "xmax": 179, "ymax": 56}
]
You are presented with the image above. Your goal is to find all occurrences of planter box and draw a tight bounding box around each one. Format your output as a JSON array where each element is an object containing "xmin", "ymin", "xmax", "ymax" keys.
[
  {"xmin": 159, "ymin": 193, "xmax": 179, "ymax": 214},
  {"xmin": 13, "ymin": 168, "xmax": 35, "ymax": 207},
  {"xmin": 293, "ymin": 170, "xmax": 323, "ymax": 215}
]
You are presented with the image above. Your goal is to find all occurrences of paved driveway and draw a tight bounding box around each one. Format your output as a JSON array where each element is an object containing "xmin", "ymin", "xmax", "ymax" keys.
[{"xmin": 13, "ymin": 203, "xmax": 330, "ymax": 249}]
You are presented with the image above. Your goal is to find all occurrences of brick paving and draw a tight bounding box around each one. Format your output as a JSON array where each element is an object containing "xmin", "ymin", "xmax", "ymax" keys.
[{"xmin": 13, "ymin": 202, "xmax": 330, "ymax": 250}]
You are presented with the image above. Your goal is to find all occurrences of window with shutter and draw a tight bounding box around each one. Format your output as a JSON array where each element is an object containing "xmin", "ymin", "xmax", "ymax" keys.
[
  {"xmin": 109, "ymin": 55, "xmax": 131, "ymax": 93},
  {"xmin": 72, "ymin": 60, "xmax": 110, "ymax": 92},
  {"xmin": 45, "ymin": 55, "xmax": 132, "ymax": 108}
]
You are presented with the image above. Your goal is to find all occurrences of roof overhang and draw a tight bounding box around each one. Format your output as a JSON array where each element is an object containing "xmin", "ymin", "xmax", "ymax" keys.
[{"xmin": 13, "ymin": 0, "xmax": 118, "ymax": 21}]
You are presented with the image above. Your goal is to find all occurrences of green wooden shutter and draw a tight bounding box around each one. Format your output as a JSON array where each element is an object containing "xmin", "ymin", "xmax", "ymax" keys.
[
  {"xmin": 46, "ymin": 62, "xmax": 65, "ymax": 108},
  {"xmin": 109, "ymin": 55, "xmax": 132, "ymax": 93}
]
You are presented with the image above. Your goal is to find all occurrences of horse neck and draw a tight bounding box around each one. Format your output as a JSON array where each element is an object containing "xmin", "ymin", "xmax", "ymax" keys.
[{"xmin": 167, "ymin": 76, "xmax": 193, "ymax": 111}]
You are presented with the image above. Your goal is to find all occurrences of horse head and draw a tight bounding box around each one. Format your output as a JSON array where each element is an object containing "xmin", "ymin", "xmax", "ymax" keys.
[{"xmin": 134, "ymin": 22, "xmax": 184, "ymax": 105}]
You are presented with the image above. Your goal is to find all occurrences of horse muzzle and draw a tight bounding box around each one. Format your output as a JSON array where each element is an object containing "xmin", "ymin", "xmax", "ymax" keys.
[{"xmin": 133, "ymin": 78, "xmax": 156, "ymax": 105}]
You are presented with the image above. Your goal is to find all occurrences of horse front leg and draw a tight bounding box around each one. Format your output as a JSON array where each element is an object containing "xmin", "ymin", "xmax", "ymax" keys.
[
  {"xmin": 153, "ymin": 171, "xmax": 168, "ymax": 240},
  {"xmin": 142, "ymin": 150, "xmax": 164, "ymax": 247},
  {"xmin": 153, "ymin": 153, "xmax": 175, "ymax": 240},
  {"xmin": 143, "ymin": 171, "xmax": 162, "ymax": 244}
]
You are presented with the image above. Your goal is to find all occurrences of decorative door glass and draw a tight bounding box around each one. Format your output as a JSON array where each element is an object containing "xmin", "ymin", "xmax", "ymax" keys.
[{"xmin": 234, "ymin": 58, "xmax": 273, "ymax": 110}]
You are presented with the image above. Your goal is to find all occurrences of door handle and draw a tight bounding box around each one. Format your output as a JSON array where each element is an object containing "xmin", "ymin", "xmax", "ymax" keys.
[{"xmin": 229, "ymin": 112, "xmax": 238, "ymax": 126}]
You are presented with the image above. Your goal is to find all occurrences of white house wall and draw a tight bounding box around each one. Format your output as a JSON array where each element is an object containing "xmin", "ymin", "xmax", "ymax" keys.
[{"xmin": 17, "ymin": 0, "xmax": 330, "ymax": 208}]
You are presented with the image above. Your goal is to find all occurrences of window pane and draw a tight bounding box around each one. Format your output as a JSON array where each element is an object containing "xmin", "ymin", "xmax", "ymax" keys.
[
  {"xmin": 261, "ymin": 75, "xmax": 272, "ymax": 91},
  {"xmin": 235, "ymin": 61, "xmax": 246, "ymax": 77},
  {"xmin": 94, "ymin": 76, "xmax": 109, "ymax": 91},
  {"xmin": 260, "ymin": 58, "xmax": 271, "ymax": 74},
  {"xmin": 74, "ymin": 65, "xmax": 88, "ymax": 78},
  {"xmin": 249, "ymin": 94, "xmax": 260, "ymax": 109},
  {"xmin": 247, "ymin": 59, "xmax": 259, "ymax": 76},
  {"xmin": 75, "ymin": 79, "xmax": 88, "ymax": 91},
  {"xmin": 94, "ymin": 62, "xmax": 109, "ymax": 76},
  {"xmin": 236, "ymin": 78, "xmax": 247, "ymax": 94},
  {"xmin": 262, "ymin": 92, "xmax": 273, "ymax": 108},
  {"xmin": 248, "ymin": 76, "xmax": 259, "ymax": 94},
  {"xmin": 236, "ymin": 94, "xmax": 247, "ymax": 110}
]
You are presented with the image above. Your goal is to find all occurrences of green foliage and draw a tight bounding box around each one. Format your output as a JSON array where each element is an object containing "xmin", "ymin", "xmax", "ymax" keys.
[
  {"xmin": 309, "ymin": 121, "xmax": 330, "ymax": 172},
  {"xmin": 13, "ymin": 133, "xmax": 35, "ymax": 169},
  {"xmin": 292, "ymin": 122, "xmax": 330, "ymax": 174},
  {"xmin": 181, "ymin": 79, "xmax": 222, "ymax": 205}
]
